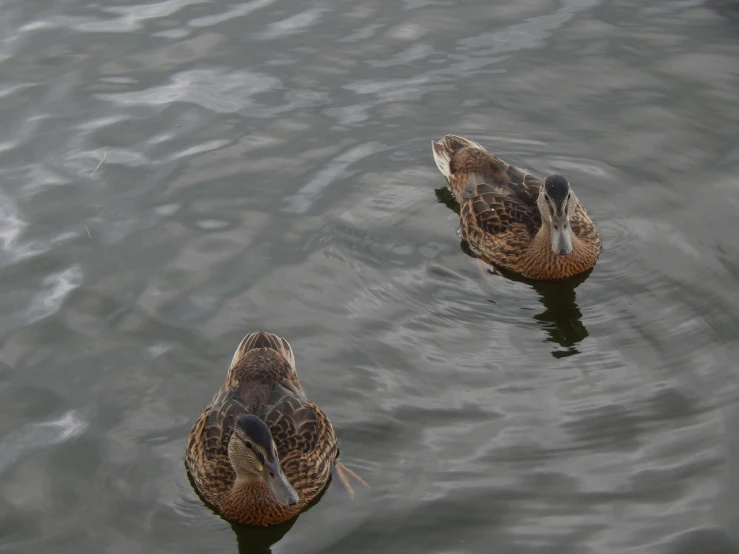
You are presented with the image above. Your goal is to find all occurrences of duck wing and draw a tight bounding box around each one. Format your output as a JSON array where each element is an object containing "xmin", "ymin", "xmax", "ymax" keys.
[
  {"xmin": 432, "ymin": 134, "xmax": 543, "ymax": 207},
  {"xmin": 258, "ymin": 382, "xmax": 338, "ymax": 496},
  {"xmin": 187, "ymin": 387, "xmax": 247, "ymax": 497},
  {"xmin": 464, "ymin": 182, "xmax": 541, "ymax": 239}
]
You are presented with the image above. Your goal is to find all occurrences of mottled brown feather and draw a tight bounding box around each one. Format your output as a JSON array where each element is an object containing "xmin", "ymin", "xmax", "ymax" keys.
[
  {"xmin": 186, "ymin": 331, "xmax": 339, "ymax": 526},
  {"xmin": 432, "ymin": 134, "xmax": 601, "ymax": 280}
]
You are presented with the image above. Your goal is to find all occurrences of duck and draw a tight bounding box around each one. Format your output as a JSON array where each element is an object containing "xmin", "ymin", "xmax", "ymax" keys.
[
  {"xmin": 186, "ymin": 330, "xmax": 365, "ymax": 526},
  {"xmin": 431, "ymin": 134, "xmax": 601, "ymax": 280}
]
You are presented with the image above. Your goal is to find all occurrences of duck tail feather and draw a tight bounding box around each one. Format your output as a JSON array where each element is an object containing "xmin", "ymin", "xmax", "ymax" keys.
[{"xmin": 229, "ymin": 330, "xmax": 296, "ymax": 372}]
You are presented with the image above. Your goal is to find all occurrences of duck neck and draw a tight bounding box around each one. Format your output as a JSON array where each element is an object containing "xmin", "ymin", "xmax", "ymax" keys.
[
  {"xmin": 220, "ymin": 478, "xmax": 295, "ymax": 526},
  {"xmin": 231, "ymin": 476, "xmax": 268, "ymax": 500}
]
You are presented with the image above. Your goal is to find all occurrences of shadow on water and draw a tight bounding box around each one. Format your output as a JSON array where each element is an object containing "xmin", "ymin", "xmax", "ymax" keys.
[
  {"xmin": 434, "ymin": 186, "xmax": 463, "ymax": 217},
  {"xmin": 231, "ymin": 520, "xmax": 298, "ymax": 554},
  {"xmin": 707, "ymin": 0, "xmax": 739, "ymax": 24},
  {"xmin": 186, "ymin": 468, "xmax": 330, "ymax": 553},
  {"xmin": 436, "ymin": 187, "xmax": 591, "ymax": 358},
  {"xmin": 505, "ymin": 268, "xmax": 591, "ymax": 359}
]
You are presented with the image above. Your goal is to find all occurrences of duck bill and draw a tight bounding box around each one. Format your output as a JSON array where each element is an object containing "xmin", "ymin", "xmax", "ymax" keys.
[
  {"xmin": 264, "ymin": 459, "xmax": 299, "ymax": 506},
  {"xmin": 550, "ymin": 215, "xmax": 573, "ymax": 256}
]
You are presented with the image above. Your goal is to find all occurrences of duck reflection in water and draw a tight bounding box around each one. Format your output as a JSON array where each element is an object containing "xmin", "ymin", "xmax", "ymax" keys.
[
  {"xmin": 437, "ymin": 186, "xmax": 591, "ymax": 358},
  {"xmin": 232, "ymin": 519, "xmax": 297, "ymax": 554},
  {"xmin": 499, "ymin": 262, "xmax": 591, "ymax": 359}
]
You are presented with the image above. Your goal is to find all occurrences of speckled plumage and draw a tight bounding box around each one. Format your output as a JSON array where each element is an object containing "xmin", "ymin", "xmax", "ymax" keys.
[
  {"xmin": 185, "ymin": 331, "xmax": 338, "ymax": 526},
  {"xmin": 431, "ymin": 134, "xmax": 601, "ymax": 280}
]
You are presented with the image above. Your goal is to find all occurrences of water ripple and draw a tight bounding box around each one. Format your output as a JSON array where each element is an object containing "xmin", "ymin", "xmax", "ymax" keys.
[
  {"xmin": 189, "ymin": 0, "xmax": 276, "ymax": 28},
  {"xmin": 283, "ymin": 142, "xmax": 388, "ymax": 214},
  {"xmin": 0, "ymin": 410, "xmax": 89, "ymax": 476},
  {"xmin": 27, "ymin": 265, "xmax": 84, "ymax": 324},
  {"xmin": 97, "ymin": 68, "xmax": 281, "ymax": 113},
  {"xmin": 255, "ymin": 6, "xmax": 327, "ymax": 40}
]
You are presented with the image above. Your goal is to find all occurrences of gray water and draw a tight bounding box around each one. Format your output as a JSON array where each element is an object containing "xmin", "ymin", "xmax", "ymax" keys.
[{"xmin": 1, "ymin": 0, "xmax": 739, "ymax": 552}]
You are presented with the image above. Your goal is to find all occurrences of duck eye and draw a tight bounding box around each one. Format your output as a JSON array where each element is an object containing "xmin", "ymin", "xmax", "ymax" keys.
[
  {"xmin": 567, "ymin": 192, "xmax": 571, "ymax": 200},
  {"xmin": 269, "ymin": 471, "xmax": 275, "ymax": 478},
  {"xmin": 244, "ymin": 440, "xmax": 253, "ymax": 449},
  {"xmin": 554, "ymin": 224, "xmax": 559, "ymax": 231}
]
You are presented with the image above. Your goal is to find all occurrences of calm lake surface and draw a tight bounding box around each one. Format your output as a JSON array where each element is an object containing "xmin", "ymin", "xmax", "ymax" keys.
[{"xmin": 1, "ymin": 0, "xmax": 739, "ymax": 552}]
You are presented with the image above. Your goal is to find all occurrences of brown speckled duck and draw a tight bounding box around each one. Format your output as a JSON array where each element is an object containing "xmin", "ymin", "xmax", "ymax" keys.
[
  {"xmin": 186, "ymin": 331, "xmax": 365, "ymax": 527},
  {"xmin": 431, "ymin": 134, "xmax": 601, "ymax": 280}
]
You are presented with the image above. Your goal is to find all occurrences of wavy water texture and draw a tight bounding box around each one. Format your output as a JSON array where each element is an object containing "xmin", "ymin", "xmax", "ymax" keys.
[
  {"xmin": 0, "ymin": 0, "xmax": 738, "ymax": 553},
  {"xmin": 0, "ymin": 411, "xmax": 89, "ymax": 476}
]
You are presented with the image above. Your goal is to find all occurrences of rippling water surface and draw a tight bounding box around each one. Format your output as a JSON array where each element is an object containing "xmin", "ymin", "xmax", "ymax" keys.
[{"xmin": 1, "ymin": 0, "xmax": 739, "ymax": 552}]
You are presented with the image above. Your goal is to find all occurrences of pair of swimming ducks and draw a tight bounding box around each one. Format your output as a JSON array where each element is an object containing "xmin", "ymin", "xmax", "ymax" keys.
[{"xmin": 185, "ymin": 135, "xmax": 602, "ymax": 526}]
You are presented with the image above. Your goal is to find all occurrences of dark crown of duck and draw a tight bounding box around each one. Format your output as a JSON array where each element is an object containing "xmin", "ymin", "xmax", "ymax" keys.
[{"xmin": 544, "ymin": 174, "xmax": 570, "ymax": 213}]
